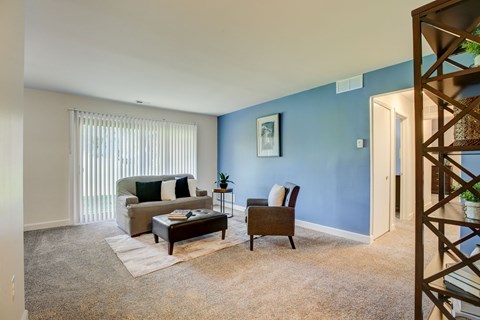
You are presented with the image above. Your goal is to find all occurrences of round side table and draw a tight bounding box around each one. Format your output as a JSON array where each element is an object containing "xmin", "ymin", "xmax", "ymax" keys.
[{"xmin": 212, "ymin": 188, "xmax": 234, "ymax": 218}]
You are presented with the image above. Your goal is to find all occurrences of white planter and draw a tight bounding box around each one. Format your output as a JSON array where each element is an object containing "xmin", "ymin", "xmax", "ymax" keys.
[
  {"xmin": 475, "ymin": 55, "xmax": 480, "ymax": 67},
  {"xmin": 464, "ymin": 201, "xmax": 480, "ymax": 220}
]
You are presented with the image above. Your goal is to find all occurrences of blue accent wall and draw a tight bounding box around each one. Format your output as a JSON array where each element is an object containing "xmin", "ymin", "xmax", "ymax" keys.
[
  {"xmin": 217, "ymin": 55, "xmax": 472, "ymax": 236},
  {"xmin": 218, "ymin": 60, "xmax": 416, "ymax": 236}
]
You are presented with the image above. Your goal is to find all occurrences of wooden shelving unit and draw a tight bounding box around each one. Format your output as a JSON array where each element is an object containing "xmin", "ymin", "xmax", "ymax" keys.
[{"xmin": 413, "ymin": 0, "xmax": 480, "ymax": 319}]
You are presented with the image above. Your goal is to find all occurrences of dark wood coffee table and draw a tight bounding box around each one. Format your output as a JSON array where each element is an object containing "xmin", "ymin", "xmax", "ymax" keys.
[{"xmin": 152, "ymin": 209, "xmax": 228, "ymax": 255}]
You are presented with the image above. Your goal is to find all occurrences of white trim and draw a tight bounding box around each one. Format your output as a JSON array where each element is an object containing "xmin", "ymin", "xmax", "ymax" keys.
[
  {"xmin": 234, "ymin": 205, "xmax": 371, "ymax": 243},
  {"xmin": 396, "ymin": 113, "xmax": 409, "ymax": 220},
  {"xmin": 21, "ymin": 310, "xmax": 28, "ymax": 320},
  {"xmin": 233, "ymin": 204, "xmax": 246, "ymax": 211},
  {"xmin": 24, "ymin": 219, "xmax": 70, "ymax": 231},
  {"xmin": 296, "ymin": 219, "xmax": 372, "ymax": 244},
  {"xmin": 407, "ymin": 211, "xmax": 414, "ymax": 220}
]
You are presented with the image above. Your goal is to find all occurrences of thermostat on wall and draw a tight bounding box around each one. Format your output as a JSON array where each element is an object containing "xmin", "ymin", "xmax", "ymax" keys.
[{"xmin": 356, "ymin": 139, "xmax": 365, "ymax": 149}]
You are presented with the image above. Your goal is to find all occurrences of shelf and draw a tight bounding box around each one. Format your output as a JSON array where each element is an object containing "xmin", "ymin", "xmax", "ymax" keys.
[
  {"xmin": 414, "ymin": 1, "xmax": 480, "ymax": 318},
  {"xmin": 426, "ymin": 145, "xmax": 480, "ymax": 153},
  {"xmin": 418, "ymin": 0, "xmax": 479, "ymax": 56},
  {"xmin": 425, "ymin": 253, "xmax": 480, "ymax": 307},
  {"xmin": 423, "ymin": 66, "xmax": 480, "ymax": 103},
  {"xmin": 426, "ymin": 203, "xmax": 480, "ymax": 228},
  {"xmin": 425, "ymin": 252, "xmax": 456, "ymax": 279}
]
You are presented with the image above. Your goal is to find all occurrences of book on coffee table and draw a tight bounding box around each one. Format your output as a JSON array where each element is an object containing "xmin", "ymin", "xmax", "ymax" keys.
[{"xmin": 168, "ymin": 210, "xmax": 193, "ymax": 220}]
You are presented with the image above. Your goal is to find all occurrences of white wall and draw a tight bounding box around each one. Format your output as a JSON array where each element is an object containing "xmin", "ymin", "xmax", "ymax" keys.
[
  {"xmin": 0, "ymin": 0, "xmax": 26, "ymax": 319},
  {"xmin": 24, "ymin": 88, "xmax": 217, "ymax": 230}
]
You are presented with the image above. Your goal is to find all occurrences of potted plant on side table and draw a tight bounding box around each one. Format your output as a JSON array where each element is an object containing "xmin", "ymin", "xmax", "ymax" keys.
[{"xmin": 215, "ymin": 172, "xmax": 234, "ymax": 189}]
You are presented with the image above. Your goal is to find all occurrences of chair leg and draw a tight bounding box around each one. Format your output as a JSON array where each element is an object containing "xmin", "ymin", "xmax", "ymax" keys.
[
  {"xmin": 288, "ymin": 236, "xmax": 296, "ymax": 249},
  {"xmin": 250, "ymin": 235, "xmax": 254, "ymax": 251}
]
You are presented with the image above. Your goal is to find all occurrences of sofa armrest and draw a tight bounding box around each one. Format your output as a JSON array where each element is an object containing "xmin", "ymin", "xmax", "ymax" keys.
[
  {"xmin": 196, "ymin": 188, "xmax": 208, "ymax": 197},
  {"xmin": 117, "ymin": 194, "xmax": 139, "ymax": 206},
  {"xmin": 246, "ymin": 206, "xmax": 295, "ymax": 236},
  {"xmin": 246, "ymin": 198, "xmax": 268, "ymax": 207}
]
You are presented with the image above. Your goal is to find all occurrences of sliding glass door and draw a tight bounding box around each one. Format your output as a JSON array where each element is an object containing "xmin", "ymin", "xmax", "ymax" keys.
[{"xmin": 70, "ymin": 110, "xmax": 197, "ymax": 223}]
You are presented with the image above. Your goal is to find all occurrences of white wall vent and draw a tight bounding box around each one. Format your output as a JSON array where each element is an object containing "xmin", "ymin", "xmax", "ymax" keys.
[{"xmin": 336, "ymin": 74, "xmax": 364, "ymax": 94}]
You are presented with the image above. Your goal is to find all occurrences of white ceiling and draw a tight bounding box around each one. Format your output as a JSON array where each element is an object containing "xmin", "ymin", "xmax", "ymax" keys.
[{"xmin": 25, "ymin": 0, "xmax": 432, "ymax": 116}]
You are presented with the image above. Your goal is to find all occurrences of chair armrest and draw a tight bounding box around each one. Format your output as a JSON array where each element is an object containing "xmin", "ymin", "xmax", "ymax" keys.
[
  {"xmin": 117, "ymin": 194, "xmax": 139, "ymax": 206},
  {"xmin": 246, "ymin": 198, "xmax": 268, "ymax": 207},
  {"xmin": 196, "ymin": 188, "xmax": 208, "ymax": 197},
  {"xmin": 246, "ymin": 206, "xmax": 295, "ymax": 236}
]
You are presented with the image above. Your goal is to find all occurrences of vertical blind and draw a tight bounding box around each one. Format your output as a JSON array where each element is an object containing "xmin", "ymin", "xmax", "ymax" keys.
[{"xmin": 70, "ymin": 110, "xmax": 197, "ymax": 224}]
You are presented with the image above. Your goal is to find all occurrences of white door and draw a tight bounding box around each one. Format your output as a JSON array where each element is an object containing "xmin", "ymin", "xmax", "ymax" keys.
[{"xmin": 373, "ymin": 103, "xmax": 392, "ymax": 239}]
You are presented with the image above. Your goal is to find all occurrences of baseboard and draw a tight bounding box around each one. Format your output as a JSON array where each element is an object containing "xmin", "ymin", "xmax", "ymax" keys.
[
  {"xmin": 295, "ymin": 219, "xmax": 372, "ymax": 244},
  {"xmin": 21, "ymin": 310, "xmax": 28, "ymax": 320},
  {"xmin": 233, "ymin": 204, "xmax": 246, "ymax": 211},
  {"xmin": 213, "ymin": 203, "xmax": 246, "ymax": 212},
  {"xmin": 407, "ymin": 211, "xmax": 414, "ymax": 220},
  {"xmin": 24, "ymin": 219, "xmax": 70, "ymax": 231}
]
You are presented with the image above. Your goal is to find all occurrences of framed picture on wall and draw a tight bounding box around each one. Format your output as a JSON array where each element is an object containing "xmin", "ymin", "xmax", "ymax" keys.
[{"xmin": 257, "ymin": 113, "xmax": 280, "ymax": 157}]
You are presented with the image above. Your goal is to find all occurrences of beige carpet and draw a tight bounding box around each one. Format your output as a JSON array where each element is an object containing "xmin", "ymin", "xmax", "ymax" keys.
[
  {"xmin": 24, "ymin": 209, "xmax": 460, "ymax": 319},
  {"xmin": 106, "ymin": 218, "xmax": 249, "ymax": 277}
]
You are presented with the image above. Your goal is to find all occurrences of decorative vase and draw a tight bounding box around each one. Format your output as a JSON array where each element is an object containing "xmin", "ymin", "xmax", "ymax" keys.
[
  {"xmin": 219, "ymin": 183, "xmax": 228, "ymax": 189},
  {"xmin": 464, "ymin": 200, "xmax": 480, "ymax": 220},
  {"xmin": 475, "ymin": 55, "xmax": 480, "ymax": 67},
  {"xmin": 453, "ymin": 96, "xmax": 480, "ymax": 146}
]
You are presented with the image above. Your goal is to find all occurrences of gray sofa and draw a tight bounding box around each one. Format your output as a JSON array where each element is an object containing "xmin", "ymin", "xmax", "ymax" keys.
[{"xmin": 116, "ymin": 174, "xmax": 212, "ymax": 236}]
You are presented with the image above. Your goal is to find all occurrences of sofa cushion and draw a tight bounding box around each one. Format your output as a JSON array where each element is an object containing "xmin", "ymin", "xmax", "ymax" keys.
[
  {"xmin": 268, "ymin": 184, "xmax": 286, "ymax": 207},
  {"xmin": 161, "ymin": 180, "xmax": 176, "ymax": 201},
  {"xmin": 175, "ymin": 176, "xmax": 190, "ymax": 198},
  {"xmin": 136, "ymin": 181, "xmax": 161, "ymax": 203},
  {"xmin": 188, "ymin": 179, "xmax": 197, "ymax": 197}
]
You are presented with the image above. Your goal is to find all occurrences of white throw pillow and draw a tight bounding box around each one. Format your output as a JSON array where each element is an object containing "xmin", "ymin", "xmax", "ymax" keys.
[
  {"xmin": 161, "ymin": 180, "xmax": 176, "ymax": 201},
  {"xmin": 188, "ymin": 179, "xmax": 197, "ymax": 197},
  {"xmin": 268, "ymin": 184, "xmax": 285, "ymax": 207}
]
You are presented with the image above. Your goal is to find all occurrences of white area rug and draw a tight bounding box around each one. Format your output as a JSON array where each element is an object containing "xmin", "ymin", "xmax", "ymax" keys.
[{"xmin": 105, "ymin": 218, "xmax": 249, "ymax": 277}]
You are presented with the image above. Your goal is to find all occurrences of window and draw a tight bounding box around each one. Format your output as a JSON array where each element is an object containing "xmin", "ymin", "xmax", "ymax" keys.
[{"xmin": 70, "ymin": 110, "xmax": 197, "ymax": 223}]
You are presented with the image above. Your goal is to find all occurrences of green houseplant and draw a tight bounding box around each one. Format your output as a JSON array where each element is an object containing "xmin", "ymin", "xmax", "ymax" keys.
[
  {"xmin": 461, "ymin": 26, "xmax": 480, "ymax": 67},
  {"xmin": 215, "ymin": 172, "xmax": 234, "ymax": 189},
  {"xmin": 456, "ymin": 182, "xmax": 480, "ymax": 220}
]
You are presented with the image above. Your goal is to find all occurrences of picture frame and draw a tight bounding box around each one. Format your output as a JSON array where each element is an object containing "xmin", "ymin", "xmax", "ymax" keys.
[{"xmin": 256, "ymin": 113, "xmax": 281, "ymax": 157}]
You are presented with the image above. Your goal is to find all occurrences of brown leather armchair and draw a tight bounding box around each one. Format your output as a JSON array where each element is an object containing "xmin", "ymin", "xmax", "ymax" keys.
[{"xmin": 245, "ymin": 182, "xmax": 300, "ymax": 251}]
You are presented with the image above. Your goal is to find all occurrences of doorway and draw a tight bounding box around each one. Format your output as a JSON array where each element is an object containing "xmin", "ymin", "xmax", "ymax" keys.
[
  {"xmin": 371, "ymin": 102, "xmax": 393, "ymax": 240},
  {"xmin": 370, "ymin": 89, "xmax": 416, "ymax": 241}
]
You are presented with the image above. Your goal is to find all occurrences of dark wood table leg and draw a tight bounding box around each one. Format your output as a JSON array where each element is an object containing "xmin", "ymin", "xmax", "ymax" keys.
[
  {"xmin": 250, "ymin": 235, "xmax": 254, "ymax": 251},
  {"xmin": 221, "ymin": 229, "xmax": 225, "ymax": 240},
  {"xmin": 288, "ymin": 236, "xmax": 296, "ymax": 250},
  {"xmin": 154, "ymin": 234, "xmax": 159, "ymax": 243},
  {"xmin": 168, "ymin": 242, "xmax": 174, "ymax": 255}
]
